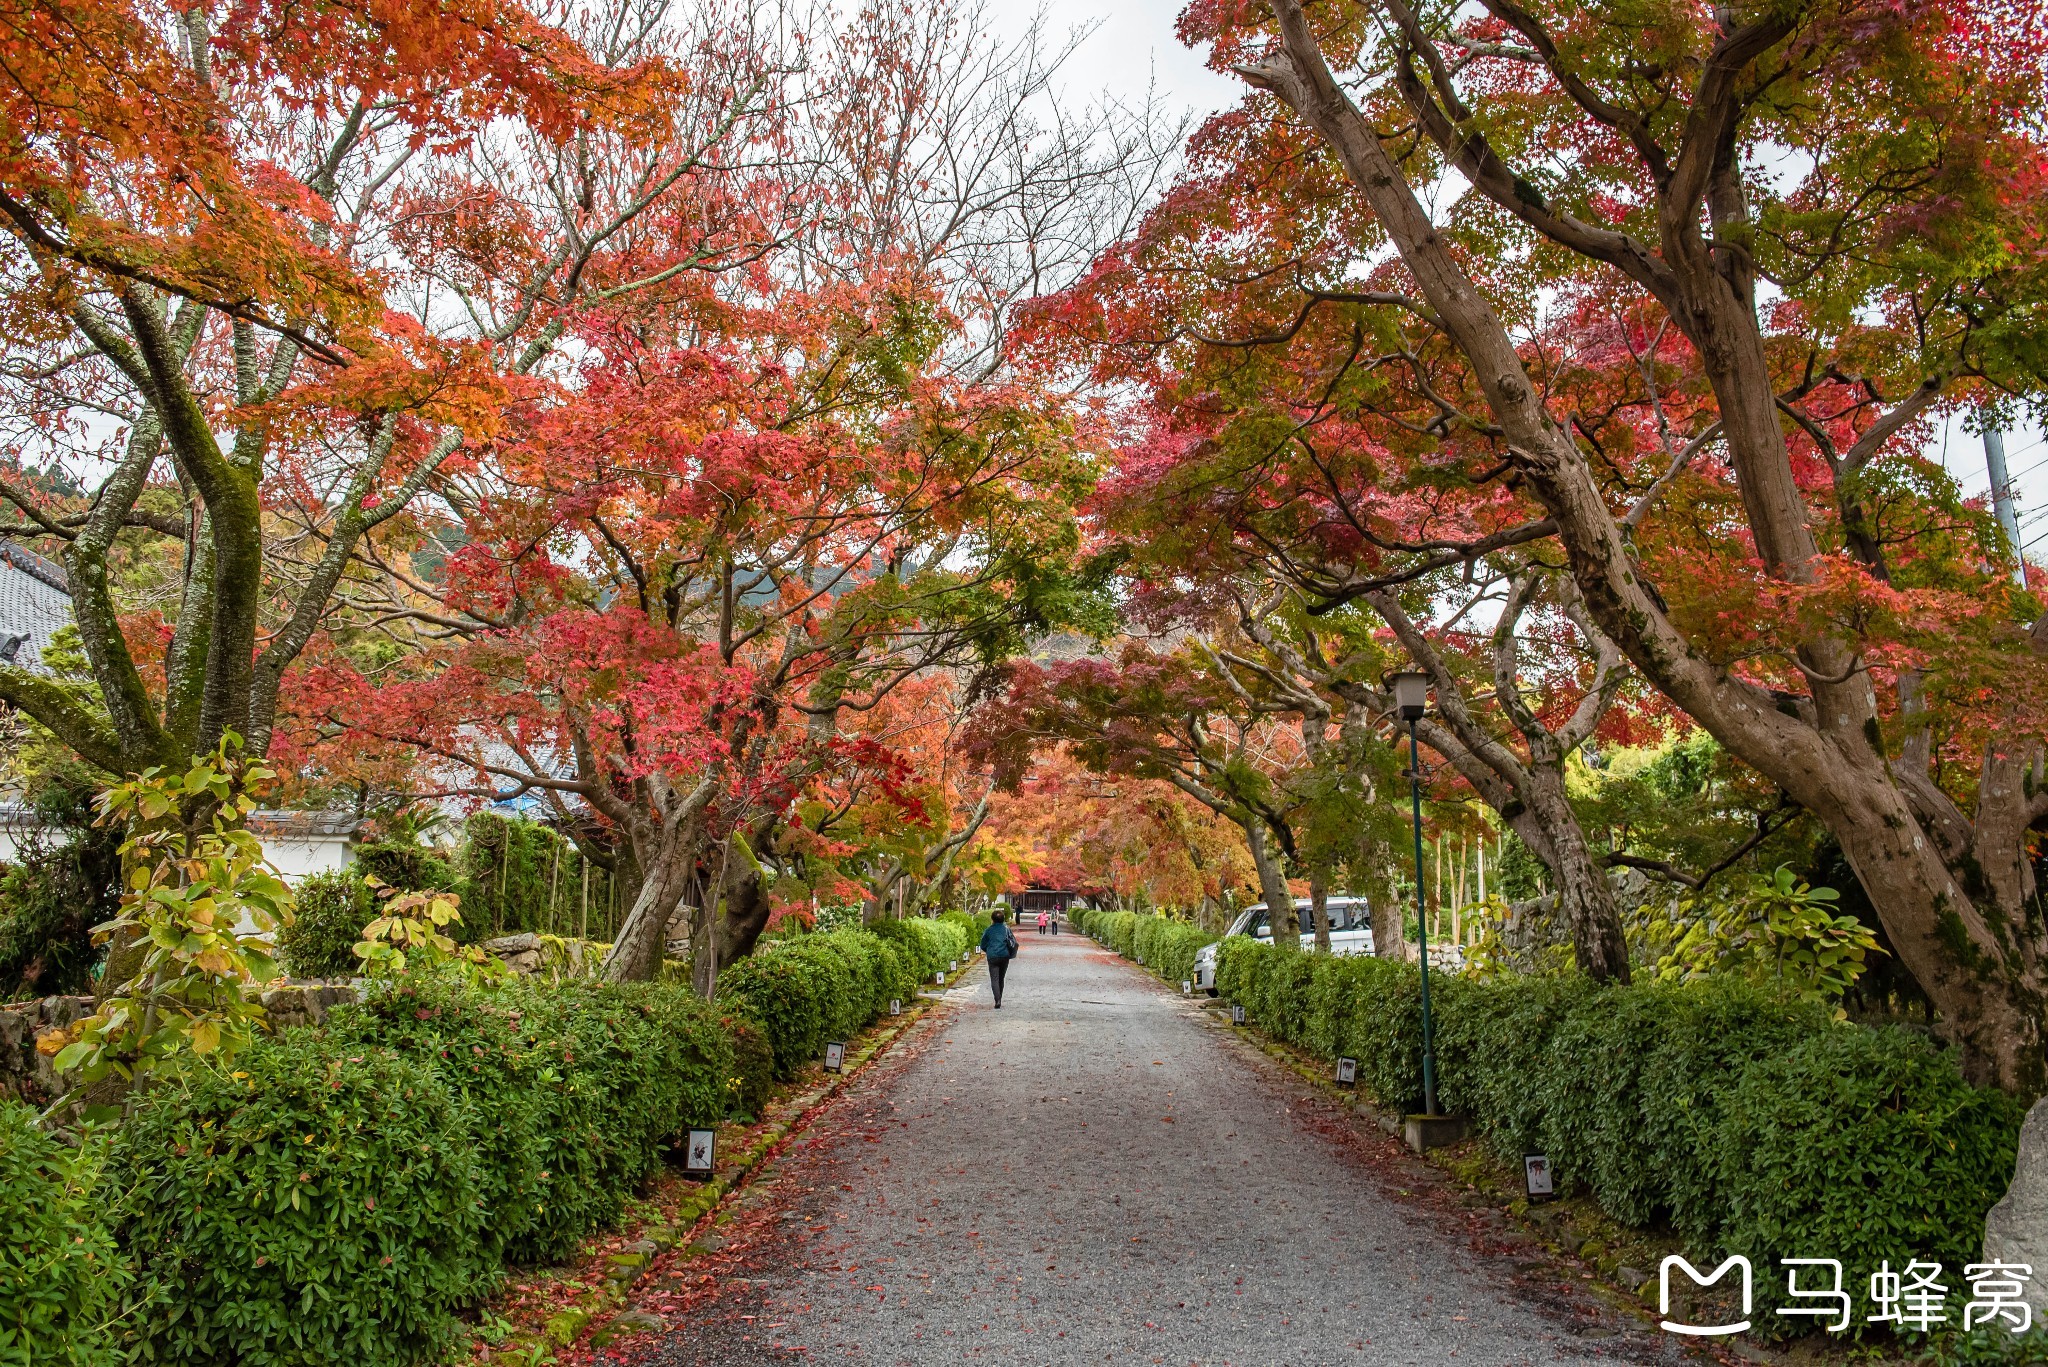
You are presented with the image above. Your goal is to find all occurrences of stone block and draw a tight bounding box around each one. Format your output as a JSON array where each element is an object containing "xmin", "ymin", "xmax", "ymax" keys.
[
  {"xmin": 1984, "ymin": 1097, "xmax": 2048, "ymax": 1323},
  {"xmin": 1403, "ymin": 1113, "xmax": 1470, "ymax": 1152}
]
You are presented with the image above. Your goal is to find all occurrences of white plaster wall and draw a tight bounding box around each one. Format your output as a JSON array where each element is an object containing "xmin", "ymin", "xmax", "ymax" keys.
[{"xmin": 266, "ymin": 836, "xmax": 357, "ymax": 882}]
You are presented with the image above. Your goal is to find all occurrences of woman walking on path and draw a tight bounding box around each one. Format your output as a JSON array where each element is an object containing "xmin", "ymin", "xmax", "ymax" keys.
[{"xmin": 981, "ymin": 910, "xmax": 1019, "ymax": 1008}]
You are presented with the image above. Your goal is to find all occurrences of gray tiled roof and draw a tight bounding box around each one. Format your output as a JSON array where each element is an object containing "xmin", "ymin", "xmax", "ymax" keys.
[{"xmin": 0, "ymin": 543, "xmax": 73, "ymax": 675}]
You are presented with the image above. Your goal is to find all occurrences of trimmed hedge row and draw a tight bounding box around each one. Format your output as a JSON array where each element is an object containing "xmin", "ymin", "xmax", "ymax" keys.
[
  {"xmin": 102, "ymin": 971, "xmax": 743, "ymax": 1366},
  {"xmin": 1212, "ymin": 938, "xmax": 2023, "ymax": 1309},
  {"xmin": 16, "ymin": 917, "xmax": 962, "ymax": 1367},
  {"xmin": 722, "ymin": 919, "xmax": 973, "ymax": 1079},
  {"xmin": 1074, "ymin": 908, "xmax": 1217, "ymax": 990}
]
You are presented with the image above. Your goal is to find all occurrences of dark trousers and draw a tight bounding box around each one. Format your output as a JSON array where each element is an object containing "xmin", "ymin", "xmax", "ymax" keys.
[{"xmin": 989, "ymin": 956, "xmax": 1009, "ymax": 1005}]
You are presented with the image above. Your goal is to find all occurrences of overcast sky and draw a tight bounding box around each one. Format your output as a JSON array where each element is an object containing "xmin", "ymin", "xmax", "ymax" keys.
[{"xmin": 1014, "ymin": 0, "xmax": 2044, "ymax": 565}]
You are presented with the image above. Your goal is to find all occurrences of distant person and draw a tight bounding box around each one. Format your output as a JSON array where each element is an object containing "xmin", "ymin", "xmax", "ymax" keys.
[
  {"xmin": 1037, "ymin": 910, "xmax": 1049, "ymax": 935},
  {"xmin": 1049, "ymin": 909, "xmax": 1059, "ymax": 935},
  {"xmin": 981, "ymin": 910, "xmax": 1019, "ymax": 1008}
]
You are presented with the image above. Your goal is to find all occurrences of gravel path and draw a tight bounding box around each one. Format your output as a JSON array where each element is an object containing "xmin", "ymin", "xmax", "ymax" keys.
[{"xmin": 639, "ymin": 934, "xmax": 1698, "ymax": 1366}]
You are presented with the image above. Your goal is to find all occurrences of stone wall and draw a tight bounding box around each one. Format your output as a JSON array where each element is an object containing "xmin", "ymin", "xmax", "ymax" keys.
[
  {"xmin": 0, "ymin": 994, "xmax": 93, "ymax": 1106},
  {"xmin": 1, "ymin": 983, "xmax": 361, "ymax": 1106}
]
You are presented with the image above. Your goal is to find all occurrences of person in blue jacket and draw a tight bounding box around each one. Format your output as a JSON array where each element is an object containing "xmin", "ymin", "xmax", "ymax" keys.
[{"xmin": 980, "ymin": 909, "xmax": 1019, "ymax": 1008}]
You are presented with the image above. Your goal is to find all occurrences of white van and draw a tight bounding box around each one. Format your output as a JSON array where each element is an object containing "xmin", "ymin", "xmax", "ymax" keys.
[{"xmin": 1192, "ymin": 897, "xmax": 1375, "ymax": 992}]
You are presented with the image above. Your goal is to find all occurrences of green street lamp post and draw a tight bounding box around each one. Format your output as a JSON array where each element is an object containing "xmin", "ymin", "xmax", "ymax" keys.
[{"xmin": 1390, "ymin": 670, "xmax": 1439, "ymax": 1117}]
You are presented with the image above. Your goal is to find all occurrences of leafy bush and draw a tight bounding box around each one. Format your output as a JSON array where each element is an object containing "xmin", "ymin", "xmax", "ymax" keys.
[
  {"xmin": 722, "ymin": 1014, "xmax": 775, "ymax": 1119},
  {"xmin": 502, "ymin": 978, "xmax": 732, "ymax": 1262},
  {"xmin": 868, "ymin": 915, "xmax": 969, "ymax": 982},
  {"xmin": 352, "ymin": 840, "xmax": 456, "ymax": 897},
  {"xmin": 1085, "ymin": 911, "xmax": 1218, "ymax": 990},
  {"xmin": 276, "ymin": 870, "xmax": 374, "ymax": 979},
  {"xmin": 1208, "ymin": 938, "xmax": 2023, "ymax": 1307},
  {"xmin": 721, "ymin": 920, "xmax": 966, "ymax": 1080},
  {"xmin": 719, "ymin": 941, "xmax": 834, "ymax": 1080},
  {"xmin": 109, "ymin": 1033, "xmax": 486, "ymax": 1367},
  {"xmin": 455, "ymin": 814, "xmax": 597, "ymax": 941},
  {"xmin": 1719, "ymin": 1025, "xmax": 2023, "ymax": 1314},
  {"xmin": 0, "ymin": 1102, "xmax": 122, "ymax": 1367},
  {"xmin": 323, "ymin": 972, "xmax": 546, "ymax": 1277},
  {"xmin": 1131, "ymin": 915, "xmax": 1217, "ymax": 986}
]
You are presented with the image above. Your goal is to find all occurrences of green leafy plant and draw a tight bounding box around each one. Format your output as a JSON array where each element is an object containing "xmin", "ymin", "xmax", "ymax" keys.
[
  {"xmin": 0, "ymin": 1102, "xmax": 124, "ymax": 1366},
  {"xmin": 1650, "ymin": 865, "xmax": 1882, "ymax": 1007},
  {"xmin": 1201, "ymin": 934, "xmax": 2020, "ymax": 1341},
  {"xmin": 352, "ymin": 879, "xmax": 502, "ymax": 982},
  {"xmin": 108, "ymin": 1033, "xmax": 486, "ymax": 1367},
  {"xmin": 53, "ymin": 742, "xmax": 294, "ymax": 1088},
  {"xmin": 275, "ymin": 869, "xmax": 375, "ymax": 979}
]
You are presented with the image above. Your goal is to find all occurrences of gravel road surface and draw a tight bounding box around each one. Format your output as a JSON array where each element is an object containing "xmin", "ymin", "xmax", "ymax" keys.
[{"xmin": 639, "ymin": 933, "xmax": 1697, "ymax": 1366}]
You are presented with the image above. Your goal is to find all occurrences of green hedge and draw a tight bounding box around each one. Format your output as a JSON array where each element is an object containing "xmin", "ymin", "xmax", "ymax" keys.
[
  {"xmin": 1077, "ymin": 909, "xmax": 1215, "ymax": 988},
  {"xmin": 454, "ymin": 814, "xmax": 613, "ymax": 942},
  {"xmin": 867, "ymin": 916, "xmax": 971, "ymax": 983},
  {"xmin": 277, "ymin": 869, "xmax": 376, "ymax": 979},
  {"xmin": 109, "ymin": 1034, "xmax": 486, "ymax": 1367},
  {"xmin": 1212, "ymin": 939, "xmax": 2024, "ymax": 1308},
  {"xmin": 721, "ymin": 919, "xmax": 970, "ymax": 1079},
  {"xmin": 24, "ymin": 916, "xmax": 978, "ymax": 1366},
  {"xmin": 89, "ymin": 968, "xmax": 755, "ymax": 1366},
  {"xmin": 0, "ymin": 1102, "xmax": 123, "ymax": 1367}
]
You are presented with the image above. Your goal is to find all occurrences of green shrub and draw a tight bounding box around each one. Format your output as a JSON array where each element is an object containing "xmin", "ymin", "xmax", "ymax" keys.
[
  {"xmin": 1130, "ymin": 916, "xmax": 1218, "ymax": 987},
  {"xmin": 110, "ymin": 1033, "xmax": 485, "ymax": 1367},
  {"xmin": 504, "ymin": 978, "xmax": 731, "ymax": 1262},
  {"xmin": 811, "ymin": 929, "xmax": 888, "ymax": 1039},
  {"xmin": 276, "ymin": 870, "xmax": 375, "ymax": 979},
  {"xmin": 937, "ymin": 908, "xmax": 989, "ymax": 949},
  {"xmin": 1208, "ymin": 938, "xmax": 2023, "ymax": 1305},
  {"xmin": 0, "ymin": 1102, "xmax": 122, "ymax": 1367},
  {"xmin": 0, "ymin": 782, "xmax": 121, "ymax": 998},
  {"xmin": 722, "ymin": 1014, "xmax": 775, "ymax": 1119},
  {"xmin": 353, "ymin": 840, "xmax": 455, "ymax": 896},
  {"xmin": 1719, "ymin": 1025, "xmax": 2024, "ymax": 1315},
  {"xmin": 455, "ymin": 814, "xmax": 595, "ymax": 941},
  {"xmin": 868, "ymin": 916, "xmax": 969, "ymax": 982},
  {"xmin": 323, "ymin": 972, "xmax": 546, "ymax": 1277},
  {"xmin": 720, "ymin": 942, "xmax": 833, "ymax": 1080},
  {"xmin": 721, "ymin": 921, "xmax": 964, "ymax": 1081}
]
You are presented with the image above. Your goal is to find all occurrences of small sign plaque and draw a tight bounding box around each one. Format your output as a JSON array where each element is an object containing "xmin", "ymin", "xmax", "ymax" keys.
[
  {"xmin": 1524, "ymin": 1153, "xmax": 1555, "ymax": 1200},
  {"xmin": 934, "ymin": 970, "xmax": 945, "ymax": 984},
  {"xmin": 1336, "ymin": 1057, "xmax": 1358, "ymax": 1086},
  {"xmin": 1231, "ymin": 1005, "xmax": 1246, "ymax": 1026},
  {"xmin": 1181, "ymin": 980, "xmax": 1192, "ymax": 995},
  {"xmin": 889, "ymin": 999, "xmax": 902, "ymax": 1016},
  {"xmin": 684, "ymin": 1128, "xmax": 715, "ymax": 1176},
  {"xmin": 824, "ymin": 1042, "xmax": 846, "ymax": 1073}
]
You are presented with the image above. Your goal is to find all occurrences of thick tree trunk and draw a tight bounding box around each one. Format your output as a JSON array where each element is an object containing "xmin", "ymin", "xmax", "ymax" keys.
[
  {"xmin": 720, "ymin": 863, "xmax": 775, "ymax": 965},
  {"xmin": 1309, "ymin": 873, "xmax": 1331, "ymax": 953},
  {"xmin": 1803, "ymin": 765, "xmax": 2044, "ymax": 1092},
  {"xmin": 1517, "ymin": 765, "xmax": 1632, "ymax": 983},
  {"xmin": 1245, "ymin": 819, "xmax": 1299, "ymax": 948},
  {"xmin": 1371, "ymin": 891, "xmax": 1409, "ymax": 961},
  {"xmin": 602, "ymin": 825, "xmax": 700, "ymax": 983}
]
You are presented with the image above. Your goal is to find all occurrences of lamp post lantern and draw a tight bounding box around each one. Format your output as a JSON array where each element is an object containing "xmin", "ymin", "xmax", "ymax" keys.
[{"xmin": 1389, "ymin": 670, "xmax": 1440, "ymax": 1117}]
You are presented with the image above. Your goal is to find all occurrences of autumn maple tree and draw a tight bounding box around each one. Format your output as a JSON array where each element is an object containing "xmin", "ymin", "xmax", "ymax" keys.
[
  {"xmin": 0, "ymin": 0, "xmax": 792, "ymax": 783},
  {"xmin": 1033, "ymin": 0, "xmax": 2048, "ymax": 1088},
  {"xmin": 302, "ymin": 2, "xmax": 1164, "ymax": 986}
]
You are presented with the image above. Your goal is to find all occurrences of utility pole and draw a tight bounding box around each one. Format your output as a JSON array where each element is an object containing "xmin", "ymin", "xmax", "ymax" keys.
[{"xmin": 1985, "ymin": 428, "xmax": 2027, "ymax": 585}]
